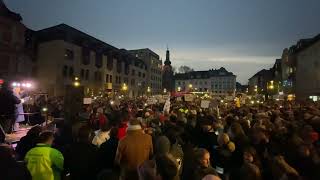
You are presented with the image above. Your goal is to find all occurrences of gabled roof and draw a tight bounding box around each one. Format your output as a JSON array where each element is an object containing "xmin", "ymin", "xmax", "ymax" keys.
[
  {"xmin": 248, "ymin": 68, "xmax": 274, "ymax": 80},
  {"xmin": 291, "ymin": 34, "xmax": 320, "ymax": 54},
  {"xmin": 0, "ymin": 0, "xmax": 22, "ymax": 21},
  {"xmin": 36, "ymin": 23, "xmax": 118, "ymax": 52}
]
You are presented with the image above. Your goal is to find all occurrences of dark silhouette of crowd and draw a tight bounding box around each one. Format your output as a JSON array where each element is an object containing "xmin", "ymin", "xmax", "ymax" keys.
[{"xmin": 1, "ymin": 96, "xmax": 320, "ymax": 180}]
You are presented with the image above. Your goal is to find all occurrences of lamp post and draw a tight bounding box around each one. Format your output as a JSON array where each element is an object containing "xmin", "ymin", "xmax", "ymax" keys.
[
  {"xmin": 122, "ymin": 83, "xmax": 128, "ymax": 97},
  {"xmin": 188, "ymin": 84, "xmax": 193, "ymax": 92},
  {"xmin": 73, "ymin": 77, "xmax": 80, "ymax": 87},
  {"xmin": 147, "ymin": 86, "xmax": 151, "ymax": 96}
]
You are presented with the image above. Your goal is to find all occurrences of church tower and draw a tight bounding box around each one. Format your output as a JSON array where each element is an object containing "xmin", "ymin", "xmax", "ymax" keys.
[{"xmin": 162, "ymin": 47, "xmax": 174, "ymax": 92}]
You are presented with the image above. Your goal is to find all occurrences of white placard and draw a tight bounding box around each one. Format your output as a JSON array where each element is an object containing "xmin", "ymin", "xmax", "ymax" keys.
[
  {"xmin": 177, "ymin": 97, "xmax": 182, "ymax": 101},
  {"xmin": 163, "ymin": 99, "xmax": 171, "ymax": 113},
  {"xmin": 83, "ymin": 98, "xmax": 92, "ymax": 104},
  {"xmin": 184, "ymin": 94, "xmax": 194, "ymax": 102},
  {"xmin": 201, "ymin": 100, "xmax": 210, "ymax": 108},
  {"xmin": 163, "ymin": 95, "xmax": 170, "ymax": 99},
  {"xmin": 147, "ymin": 98, "xmax": 157, "ymax": 105}
]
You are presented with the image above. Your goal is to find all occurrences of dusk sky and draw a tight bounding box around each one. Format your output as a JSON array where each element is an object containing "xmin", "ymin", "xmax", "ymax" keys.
[{"xmin": 5, "ymin": 0, "xmax": 320, "ymax": 84}]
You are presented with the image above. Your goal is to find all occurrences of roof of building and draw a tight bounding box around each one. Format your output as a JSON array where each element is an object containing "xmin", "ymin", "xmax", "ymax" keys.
[
  {"xmin": 248, "ymin": 68, "xmax": 274, "ymax": 80},
  {"xmin": 129, "ymin": 48, "xmax": 160, "ymax": 59},
  {"xmin": 174, "ymin": 67, "xmax": 235, "ymax": 80},
  {"xmin": 35, "ymin": 23, "xmax": 147, "ymax": 68},
  {"xmin": 36, "ymin": 23, "xmax": 118, "ymax": 52},
  {"xmin": 290, "ymin": 34, "xmax": 320, "ymax": 54},
  {"xmin": 0, "ymin": 0, "xmax": 22, "ymax": 21}
]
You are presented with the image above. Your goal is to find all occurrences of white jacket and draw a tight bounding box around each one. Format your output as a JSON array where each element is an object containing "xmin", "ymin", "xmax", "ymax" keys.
[{"xmin": 92, "ymin": 130, "xmax": 110, "ymax": 147}]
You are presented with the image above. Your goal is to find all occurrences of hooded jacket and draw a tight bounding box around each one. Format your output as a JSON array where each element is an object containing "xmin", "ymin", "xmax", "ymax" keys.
[{"xmin": 25, "ymin": 143, "xmax": 64, "ymax": 180}]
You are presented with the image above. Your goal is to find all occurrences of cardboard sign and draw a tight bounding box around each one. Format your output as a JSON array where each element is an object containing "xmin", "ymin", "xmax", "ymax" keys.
[
  {"xmin": 184, "ymin": 94, "xmax": 194, "ymax": 102},
  {"xmin": 83, "ymin": 98, "xmax": 92, "ymax": 104},
  {"xmin": 201, "ymin": 100, "xmax": 210, "ymax": 108},
  {"xmin": 147, "ymin": 98, "xmax": 157, "ymax": 105},
  {"xmin": 163, "ymin": 95, "xmax": 170, "ymax": 99},
  {"xmin": 163, "ymin": 99, "xmax": 171, "ymax": 113}
]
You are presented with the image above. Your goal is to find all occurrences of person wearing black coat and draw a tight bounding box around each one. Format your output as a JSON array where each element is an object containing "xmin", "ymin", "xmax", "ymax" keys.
[
  {"xmin": 63, "ymin": 125, "xmax": 99, "ymax": 180},
  {"xmin": 15, "ymin": 125, "xmax": 42, "ymax": 160},
  {"xmin": 0, "ymin": 144, "xmax": 31, "ymax": 180},
  {"xmin": 98, "ymin": 127, "xmax": 119, "ymax": 170},
  {"xmin": 0, "ymin": 82, "xmax": 21, "ymax": 134}
]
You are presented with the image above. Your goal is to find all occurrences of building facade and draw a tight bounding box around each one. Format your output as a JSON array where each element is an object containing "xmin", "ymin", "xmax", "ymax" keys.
[
  {"xmin": 248, "ymin": 69, "xmax": 274, "ymax": 96},
  {"xmin": 129, "ymin": 48, "xmax": 162, "ymax": 94},
  {"xmin": 174, "ymin": 67, "xmax": 236, "ymax": 96},
  {"xmin": 34, "ymin": 24, "xmax": 147, "ymax": 97},
  {"xmin": 295, "ymin": 34, "xmax": 320, "ymax": 100},
  {"xmin": 0, "ymin": 1, "xmax": 35, "ymax": 82}
]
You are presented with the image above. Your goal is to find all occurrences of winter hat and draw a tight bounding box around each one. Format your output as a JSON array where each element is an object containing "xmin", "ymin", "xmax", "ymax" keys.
[
  {"xmin": 227, "ymin": 142, "xmax": 236, "ymax": 152},
  {"xmin": 127, "ymin": 119, "xmax": 142, "ymax": 131},
  {"xmin": 218, "ymin": 133, "xmax": 230, "ymax": 146},
  {"xmin": 155, "ymin": 136, "xmax": 171, "ymax": 155},
  {"xmin": 97, "ymin": 107, "xmax": 104, "ymax": 114}
]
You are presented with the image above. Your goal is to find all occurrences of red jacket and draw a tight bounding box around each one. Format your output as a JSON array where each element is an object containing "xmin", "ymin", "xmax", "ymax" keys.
[
  {"xmin": 118, "ymin": 122, "xmax": 128, "ymax": 140},
  {"xmin": 98, "ymin": 113, "xmax": 107, "ymax": 129}
]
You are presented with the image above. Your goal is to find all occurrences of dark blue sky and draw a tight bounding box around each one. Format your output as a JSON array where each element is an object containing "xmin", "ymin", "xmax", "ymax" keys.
[{"xmin": 5, "ymin": 0, "xmax": 320, "ymax": 84}]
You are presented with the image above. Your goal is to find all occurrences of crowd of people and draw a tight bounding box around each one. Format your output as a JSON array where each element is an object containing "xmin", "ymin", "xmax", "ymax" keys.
[{"xmin": 1, "ymin": 84, "xmax": 320, "ymax": 180}]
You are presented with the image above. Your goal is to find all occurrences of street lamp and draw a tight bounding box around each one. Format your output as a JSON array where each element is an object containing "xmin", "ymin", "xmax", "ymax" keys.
[
  {"xmin": 177, "ymin": 87, "xmax": 181, "ymax": 92},
  {"xmin": 163, "ymin": 88, "xmax": 167, "ymax": 93},
  {"xmin": 254, "ymin": 85, "xmax": 258, "ymax": 92},
  {"xmin": 73, "ymin": 77, "xmax": 80, "ymax": 87},
  {"xmin": 147, "ymin": 86, "xmax": 151, "ymax": 93},
  {"xmin": 73, "ymin": 81, "xmax": 80, "ymax": 87},
  {"xmin": 188, "ymin": 84, "xmax": 193, "ymax": 88},
  {"xmin": 122, "ymin": 83, "xmax": 128, "ymax": 91},
  {"xmin": 268, "ymin": 81, "xmax": 274, "ymax": 90}
]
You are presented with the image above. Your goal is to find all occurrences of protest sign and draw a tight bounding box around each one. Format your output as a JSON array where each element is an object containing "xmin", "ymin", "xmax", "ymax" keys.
[
  {"xmin": 83, "ymin": 98, "xmax": 92, "ymax": 104},
  {"xmin": 201, "ymin": 100, "xmax": 210, "ymax": 108},
  {"xmin": 184, "ymin": 94, "xmax": 194, "ymax": 101}
]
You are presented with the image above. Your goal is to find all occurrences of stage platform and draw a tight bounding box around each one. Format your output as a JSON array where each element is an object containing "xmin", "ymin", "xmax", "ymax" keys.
[{"xmin": 5, "ymin": 120, "xmax": 56, "ymax": 144}]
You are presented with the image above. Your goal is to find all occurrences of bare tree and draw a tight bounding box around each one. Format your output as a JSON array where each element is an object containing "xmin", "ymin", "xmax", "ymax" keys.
[
  {"xmin": 172, "ymin": 66, "xmax": 177, "ymax": 74},
  {"xmin": 178, "ymin": 65, "xmax": 194, "ymax": 73}
]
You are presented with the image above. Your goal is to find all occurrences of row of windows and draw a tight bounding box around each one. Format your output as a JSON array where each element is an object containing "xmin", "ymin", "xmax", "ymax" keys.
[
  {"xmin": 65, "ymin": 49, "xmax": 145, "ymax": 72},
  {"xmin": 80, "ymin": 69, "xmax": 89, "ymax": 80},
  {"xmin": 62, "ymin": 66, "xmax": 74, "ymax": 78},
  {"xmin": 211, "ymin": 84, "xmax": 235, "ymax": 89},
  {"xmin": 177, "ymin": 80, "xmax": 235, "ymax": 86},
  {"xmin": 150, "ymin": 83, "xmax": 161, "ymax": 90},
  {"xmin": 151, "ymin": 75, "xmax": 161, "ymax": 81},
  {"xmin": 151, "ymin": 68, "xmax": 161, "ymax": 75}
]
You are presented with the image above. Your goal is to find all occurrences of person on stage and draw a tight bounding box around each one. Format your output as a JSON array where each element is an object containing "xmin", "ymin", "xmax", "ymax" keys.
[
  {"xmin": 0, "ymin": 82, "xmax": 21, "ymax": 134},
  {"xmin": 13, "ymin": 87, "xmax": 30, "ymax": 131}
]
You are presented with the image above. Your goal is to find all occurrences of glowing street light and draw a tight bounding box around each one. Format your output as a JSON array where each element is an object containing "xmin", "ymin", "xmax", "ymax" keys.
[
  {"xmin": 122, "ymin": 83, "xmax": 128, "ymax": 91},
  {"xmin": 147, "ymin": 86, "xmax": 151, "ymax": 93},
  {"xmin": 188, "ymin": 84, "xmax": 193, "ymax": 88},
  {"xmin": 177, "ymin": 87, "xmax": 181, "ymax": 92},
  {"xmin": 163, "ymin": 88, "xmax": 167, "ymax": 93},
  {"xmin": 73, "ymin": 81, "xmax": 80, "ymax": 87},
  {"xmin": 268, "ymin": 80, "xmax": 274, "ymax": 90}
]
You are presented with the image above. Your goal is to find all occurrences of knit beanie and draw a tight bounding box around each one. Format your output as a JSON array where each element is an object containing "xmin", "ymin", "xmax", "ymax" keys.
[{"xmin": 127, "ymin": 119, "xmax": 142, "ymax": 131}]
